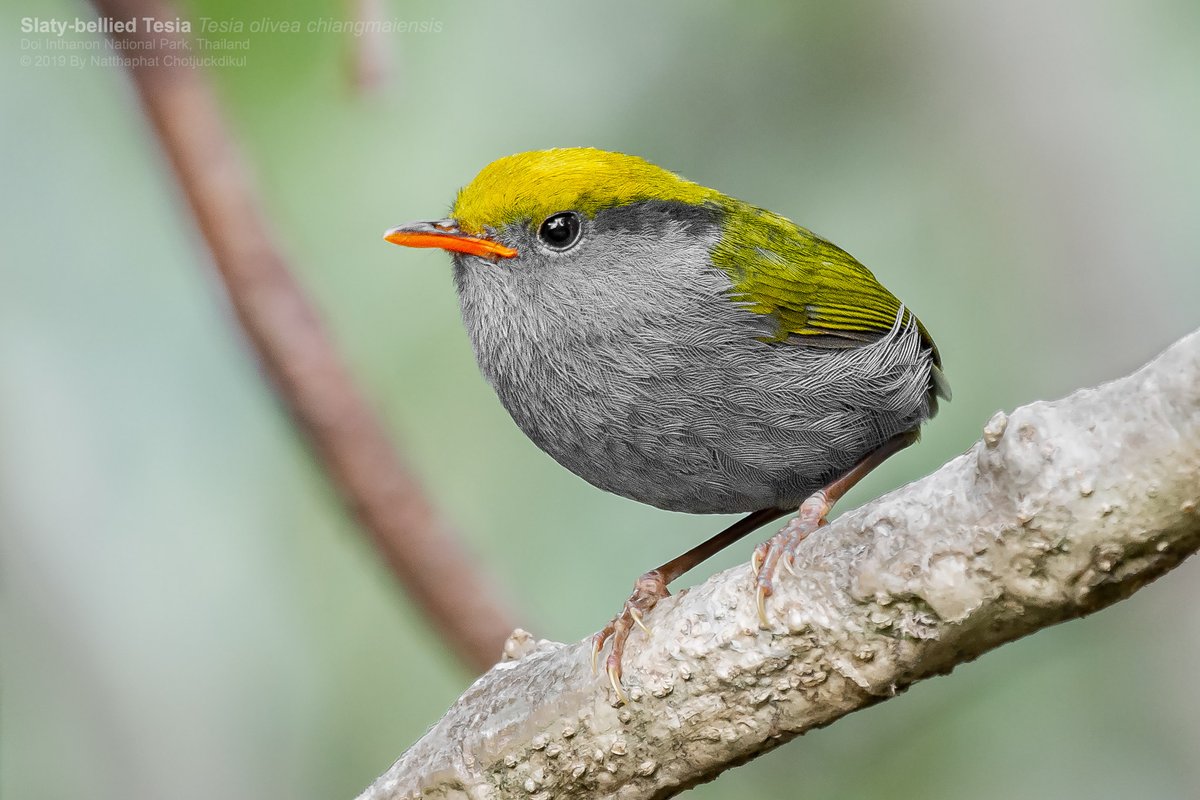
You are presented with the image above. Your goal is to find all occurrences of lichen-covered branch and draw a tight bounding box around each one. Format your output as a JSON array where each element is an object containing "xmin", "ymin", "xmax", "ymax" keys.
[{"xmin": 360, "ymin": 328, "xmax": 1200, "ymax": 800}]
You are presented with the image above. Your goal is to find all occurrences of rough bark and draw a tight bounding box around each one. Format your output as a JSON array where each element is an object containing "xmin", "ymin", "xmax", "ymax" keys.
[{"xmin": 360, "ymin": 328, "xmax": 1200, "ymax": 800}]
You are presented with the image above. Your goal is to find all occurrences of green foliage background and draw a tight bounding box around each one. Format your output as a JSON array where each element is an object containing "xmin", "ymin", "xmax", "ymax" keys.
[{"xmin": 3, "ymin": 1, "xmax": 1199, "ymax": 797}]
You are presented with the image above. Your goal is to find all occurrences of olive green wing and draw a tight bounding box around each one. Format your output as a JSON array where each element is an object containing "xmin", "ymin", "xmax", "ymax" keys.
[{"xmin": 711, "ymin": 202, "xmax": 950, "ymax": 400}]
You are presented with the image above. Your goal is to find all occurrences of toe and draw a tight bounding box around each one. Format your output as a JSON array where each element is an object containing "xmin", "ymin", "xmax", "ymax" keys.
[{"xmin": 628, "ymin": 606, "xmax": 651, "ymax": 637}]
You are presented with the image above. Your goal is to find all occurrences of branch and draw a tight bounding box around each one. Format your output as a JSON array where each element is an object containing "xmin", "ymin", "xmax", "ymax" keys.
[
  {"xmin": 92, "ymin": 0, "xmax": 517, "ymax": 672},
  {"xmin": 346, "ymin": 0, "xmax": 393, "ymax": 93},
  {"xmin": 360, "ymin": 328, "xmax": 1200, "ymax": 800}
]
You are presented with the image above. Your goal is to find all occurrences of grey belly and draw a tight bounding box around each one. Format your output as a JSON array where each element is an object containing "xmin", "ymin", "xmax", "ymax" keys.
[{"xmin": 490, "ymin": 323, "xmax": 933, "ymax": 515}]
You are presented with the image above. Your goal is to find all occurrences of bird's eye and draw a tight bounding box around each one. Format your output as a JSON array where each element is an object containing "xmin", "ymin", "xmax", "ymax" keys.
[{"xmin": 537, "ymin": 211, "xmax": 582, "ymax": 251}]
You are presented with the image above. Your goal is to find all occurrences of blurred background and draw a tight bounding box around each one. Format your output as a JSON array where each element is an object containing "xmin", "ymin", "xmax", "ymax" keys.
[{"xmin": 3, "ymin": 0, "xmax": 1200, "ymax": 797}]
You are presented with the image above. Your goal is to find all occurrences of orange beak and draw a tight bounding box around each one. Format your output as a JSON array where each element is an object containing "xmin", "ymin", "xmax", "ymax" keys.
[{"xmin": 383, "ymin": 219, "xmax": 517, "ymax": 260}]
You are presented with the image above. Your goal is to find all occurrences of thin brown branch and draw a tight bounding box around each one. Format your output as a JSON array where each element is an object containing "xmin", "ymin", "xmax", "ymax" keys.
[
  {"xmin": 346, "ymin": 0, "xmax": 393, "ymax": 93},
  {"xmin": 92, "ymin": 0, "xmax": 516, "ymax": 672},
  {"xmin": 360, "ymin": 328, "xmax": 1200, "ymax": 799}
]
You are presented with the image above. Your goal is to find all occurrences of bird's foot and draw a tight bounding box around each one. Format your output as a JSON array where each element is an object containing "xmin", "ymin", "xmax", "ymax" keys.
[
  {"xmin": 751, "ymin": 490, "xmax": 832, "ymax": 626},
  {"xmin": 590, "ymin": 569, "xmax": 670, "ymax": 705}
]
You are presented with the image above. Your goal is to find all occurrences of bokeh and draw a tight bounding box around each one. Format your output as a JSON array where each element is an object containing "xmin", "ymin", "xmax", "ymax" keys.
[{"xmin": 4, "ymin": 1, "xmax": 1199, "ymax": 798}]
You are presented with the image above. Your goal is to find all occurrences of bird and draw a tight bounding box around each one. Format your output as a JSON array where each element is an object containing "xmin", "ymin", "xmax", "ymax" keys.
[{"xmin": 384, "ymin": 147, "xmax": 948, "ymax": 702}]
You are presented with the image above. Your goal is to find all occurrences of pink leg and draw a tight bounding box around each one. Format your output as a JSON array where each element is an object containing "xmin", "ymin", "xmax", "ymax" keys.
[
  {"xmin": 752, "ymin": 432, "xmax": 918, "ymax": 625},
  {"xmin": 591, "ymin": 507, "xmax": 787, "ymax": 703}
]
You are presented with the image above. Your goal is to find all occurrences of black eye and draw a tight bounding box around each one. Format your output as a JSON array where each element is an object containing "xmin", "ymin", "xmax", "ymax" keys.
[{"xmin": 537, "ymin": 211, "xmax": 582, "ymax": 251}]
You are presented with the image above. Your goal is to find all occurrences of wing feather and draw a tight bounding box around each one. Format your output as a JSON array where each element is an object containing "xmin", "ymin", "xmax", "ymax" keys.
[{"xmin": 711, "ymin": 201, "xmax": 949, "ymax": 401}]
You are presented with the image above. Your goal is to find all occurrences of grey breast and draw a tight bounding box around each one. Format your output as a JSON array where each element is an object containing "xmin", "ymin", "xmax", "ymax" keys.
[{"xmin": 453, "ymin": 202, "xmax": 934, "ymax": 515}]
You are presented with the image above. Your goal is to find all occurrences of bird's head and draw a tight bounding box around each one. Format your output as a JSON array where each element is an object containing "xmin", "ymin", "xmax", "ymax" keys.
[{"xmin": 384, "ymin": 147, "xmax": 725, "ymax": 282}]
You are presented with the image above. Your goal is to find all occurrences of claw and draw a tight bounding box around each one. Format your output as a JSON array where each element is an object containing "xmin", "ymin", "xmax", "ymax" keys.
[
  {"xmin": 590, "ymin": 637, "xmax": 602, "ymax": 675},
  {"xmin": 783, "ymin": 552, "xmax": 797, "ymax": 578},
  {"xmin": 607, "ymin": 661, "xmax": 628, "ymax": 705},
  {"xmin": 629, "ymin": 607, "xmax": 651, "ymax": 637},
  {"xmin": 751, "ymin": 546, "xmax": 763, "ymax": 575},
  {"xmin": 756, "ymin": 584, "xmax": 770, "ymax": 627}
]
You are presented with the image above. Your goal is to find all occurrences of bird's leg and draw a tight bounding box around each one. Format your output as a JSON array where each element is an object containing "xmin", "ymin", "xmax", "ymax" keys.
[
  {"xmin": 752, "ymin": 431, "xmax": 920, "ymax": 625},
  {"xmin": 591, "ymin": 506, "xmax": 788, "ymax": 703}
]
